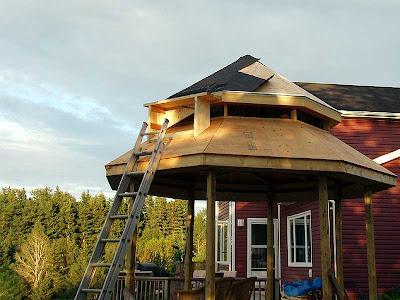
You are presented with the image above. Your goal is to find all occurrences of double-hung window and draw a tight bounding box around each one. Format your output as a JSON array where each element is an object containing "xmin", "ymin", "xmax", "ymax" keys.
[{"xmin": 287, "ymin": 211, "xmax": 312, "ymax": 267}]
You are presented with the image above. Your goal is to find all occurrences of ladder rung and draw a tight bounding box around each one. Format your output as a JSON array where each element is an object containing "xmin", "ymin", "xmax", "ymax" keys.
[
  {"xmin": 81, "ymin": 288, "xmax": 102, "ymax": 293},
  {"xmin": 127, "ymin": 171, "xmax": 145, "ymax": 177},
  {"xmin": 91, "ymin": 263, "xmax": 112, "ymax": 267},
  {"xmin": 143, "ymin": 131, "xmax": 160, "ymax": 136},
  {"xmin": 118, "ymin": 192, "xmax": 137, "ymax": 197},
  {"xmin": 135, "ymin": 150, "xmax": 153, "ymax": 156},
  {"xmin": 101, "ymin": 238, "xmax": 120, "ymax": 243},
  {"xmin": 110, "ymin": 215, "xmax": 128, "ymax": 220}
]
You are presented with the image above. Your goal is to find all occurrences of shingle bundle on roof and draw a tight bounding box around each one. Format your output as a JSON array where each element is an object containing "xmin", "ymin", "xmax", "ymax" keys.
[{"xmin": 168, "ymin": 55, "xmax": 273, "ymax": 98}]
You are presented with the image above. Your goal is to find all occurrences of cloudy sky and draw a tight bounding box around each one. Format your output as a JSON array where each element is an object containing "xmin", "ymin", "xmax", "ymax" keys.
[{"xmin": 1, "ymin": 0, "xmax": 399, "ymax": 206}]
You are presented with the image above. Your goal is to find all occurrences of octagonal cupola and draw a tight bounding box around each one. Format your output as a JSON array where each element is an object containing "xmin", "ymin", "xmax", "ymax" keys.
[{"xmin": 144, "ymin": 55, "xmax": 341, "ymax": 138}]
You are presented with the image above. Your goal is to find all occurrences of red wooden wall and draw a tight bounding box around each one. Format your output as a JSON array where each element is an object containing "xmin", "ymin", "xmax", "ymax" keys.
[
  {"xmin": 234, "ymin": 118, "xmax": 400, "ymax": 296},
  {"xmin": 332, "ymin": 118, "xmax": 400, "ymax": 296}
]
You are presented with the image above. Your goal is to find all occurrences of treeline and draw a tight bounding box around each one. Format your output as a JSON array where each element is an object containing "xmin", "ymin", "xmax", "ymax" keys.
[{"xmin": 0, "ymin": 187, "xmax": 206, "ymax": 300}]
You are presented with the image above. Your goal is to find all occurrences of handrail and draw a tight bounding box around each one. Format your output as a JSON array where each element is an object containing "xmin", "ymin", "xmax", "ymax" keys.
[{"xmin": 113, "ymin": 275, "xmax": 281, "ymax": 300}]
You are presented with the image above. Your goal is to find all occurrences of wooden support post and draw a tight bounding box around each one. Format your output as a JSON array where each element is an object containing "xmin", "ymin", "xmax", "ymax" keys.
[
  {"xmin": 364, "ymin": 185, "xmax": 378, "ymax": 300},
  {"xmin": 184, "ymin": 187, "xmax": 195, "ymax": 290},
  {"xmin": 319, "ymin": 176, "xmax": 332, "ymax": 300},
  {"xmin": 267, "ymin": 192, "xmax": 275, "ymax": 300},
  {"xmin": 291, "ymin": 109, "xmax": 297, "ymax": 121},
  {"xmin": 125, "ymin": 182, "xmax": 137, "ymax": 294},
  {"xmin": 194, "ymin": 96, "xmax": 210, "ymax": 137},
  {"xmin": 334, "ymin": 183, "xmax": 344, "ymax": 297},
  {"xmin": 205, "ymin": 170, "xmax": 216, "ymax": 300}
]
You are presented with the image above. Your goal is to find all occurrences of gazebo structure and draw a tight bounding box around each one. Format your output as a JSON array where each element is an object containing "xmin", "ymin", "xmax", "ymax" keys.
[{"xmin": 106, "ymin": 55, "xmax": 396, "ymax": 300}]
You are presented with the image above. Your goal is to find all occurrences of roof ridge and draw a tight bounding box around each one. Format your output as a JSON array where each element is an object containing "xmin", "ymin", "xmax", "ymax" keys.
[{"xmin": 296, "ymin": 81, "xmax": 400, "ymax": 90}]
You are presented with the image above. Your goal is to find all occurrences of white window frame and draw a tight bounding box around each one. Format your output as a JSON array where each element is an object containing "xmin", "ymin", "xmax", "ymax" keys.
[
  {"xmin": 287, "ymin": 210, "xmax": 312, "ymax": 267},
  {"xmin": 216, "ymin": 220, "xmax": 229, "ymax": 264}
]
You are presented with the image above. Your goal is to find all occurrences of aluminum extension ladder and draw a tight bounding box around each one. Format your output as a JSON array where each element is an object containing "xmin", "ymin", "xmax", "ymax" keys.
[{"xmin": 74, "ymin": 119, "xmax": 169, "ymax": 300}]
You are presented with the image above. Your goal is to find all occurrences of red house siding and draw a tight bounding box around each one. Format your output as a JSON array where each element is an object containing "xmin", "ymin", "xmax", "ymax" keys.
[
  {"xmin": 332, "ymin": 118, "xmax": 400, "ymax": 296},
  {"xmin": 234, "ymin": 118, "xmax": 400, "ymax": 296}
]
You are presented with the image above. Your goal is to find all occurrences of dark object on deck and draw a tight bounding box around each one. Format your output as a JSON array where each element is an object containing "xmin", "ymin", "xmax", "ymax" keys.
[
  {"xmin": 177, "ymin": 277, "xmax": 235, "ymax": 300},
  {"xmin": 226, "ymin": 277, "xmax": 256, "ymax": 300},
  {"xmin": 136, "ymin": 263, "xmax": 169, "ymax": 277}
]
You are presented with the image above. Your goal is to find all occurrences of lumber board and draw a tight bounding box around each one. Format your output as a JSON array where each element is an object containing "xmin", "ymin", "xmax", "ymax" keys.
[
  {"xmin": 334, "ymin": 183, "xmax": 344, "ymax": 297},
  {"xmin": 125, "ymin": 181, "xmax": 136, "ymax": 294},
  {"xmin": 328, "ymin": 269, "xmax": 344, "ymax": 300},
  {"xmin": 319, "ymin": 176, "xmax": 332, "ymax": 300},
  {"xmin": 267, "ymin": 193, "xmax": 274, "ymax": 300},
  {"xmin": 364, "ymin": 186, "xmax": 378, "ymax": 300},
  {"xmin": 184, "ymin": 188, "xmax": 195, "ymax": 290},
  {"xmin": 194, "ymin": 96, "xmax": 211, "ymax": 137},
  {"xmin": 205, "ymin": 170, "xmax": 216, "ymax": 300}
]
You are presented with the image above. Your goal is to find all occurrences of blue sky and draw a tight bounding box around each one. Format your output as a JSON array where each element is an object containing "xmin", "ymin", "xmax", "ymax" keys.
[{"xmin": 1, "ymin": 0, "xmax": 399, "ymax": 210}]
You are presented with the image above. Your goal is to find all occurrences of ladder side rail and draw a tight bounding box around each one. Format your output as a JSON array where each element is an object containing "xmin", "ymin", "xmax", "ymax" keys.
[
  {"xmin": 114, "ymin": 122, "xmax": 148, "ymax": 196},
  {"xmin": 101, "ymin": 119, "xmax": 169, "ymax": 299},
  {"xmin": 75, "ymin": 123, "xmax": 147, "ymax": 300}
]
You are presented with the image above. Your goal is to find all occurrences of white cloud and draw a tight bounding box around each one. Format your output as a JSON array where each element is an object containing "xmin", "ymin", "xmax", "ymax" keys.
[
  {"xmin": 0, "ymin": 70, "xmax": 137, "ymax": 133},
  {"xmin": 0, "ymin": 115, "xmax": 95, "ymax": 152}
]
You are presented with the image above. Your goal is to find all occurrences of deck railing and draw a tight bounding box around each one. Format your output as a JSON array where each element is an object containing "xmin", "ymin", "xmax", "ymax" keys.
[{"xmin": 113, "ymin": 276, "xmax": 280, "ymax": 300}]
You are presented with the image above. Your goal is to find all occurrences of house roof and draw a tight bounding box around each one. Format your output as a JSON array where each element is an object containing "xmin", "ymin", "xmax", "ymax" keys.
[{"xmin": 297, "ymin": 82, "xmax": 400, "ymax": 113}]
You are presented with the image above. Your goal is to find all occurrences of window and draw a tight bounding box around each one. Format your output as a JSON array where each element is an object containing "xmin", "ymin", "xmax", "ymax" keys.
[
  {"xmin": 217, "ymin": 221, "xmax": 228, "ymax": 263},
  {"xmin": 287, "ymin": 211, "xmax": 312, "ymax": 267}
]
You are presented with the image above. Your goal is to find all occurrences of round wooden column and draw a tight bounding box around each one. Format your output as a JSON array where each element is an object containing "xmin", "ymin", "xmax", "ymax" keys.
[
  {"xmin": 319, "ymin": 176, "xmax": 332, "ymax": 300},
  {"xmin": 184, "ymin": 187, "xmax": 195, "ymax": 290},
  {"xmin": 364, "ymin": 186, "xmax": 378, "ymax": 300},
  {"xmin": 267, "ymin": 192, "xmax": 275, "ymax": 300},
  {"xmin": 205, "ymin": 170, "xmax": 216, "ymax": 300}
]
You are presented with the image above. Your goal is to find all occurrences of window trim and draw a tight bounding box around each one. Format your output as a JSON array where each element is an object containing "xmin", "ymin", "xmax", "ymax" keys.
[
  {"xmin": 216, "ymin": 220, "xmax": 229, "ymax": 264},
  {"xmin": 287, "ymin": 210, "xmax": 312, "ymax": 267}
]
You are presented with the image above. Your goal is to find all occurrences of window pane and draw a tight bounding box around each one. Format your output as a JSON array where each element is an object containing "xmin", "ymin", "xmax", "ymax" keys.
[
  {"xmin": 295, "ymin": 218, "xmax": 305, "ymax": 246},
  {"xmin": 251, "ymin": 248, "xmax": 266, "ymax": 270},
  {"xmin": 289, "ymin": 219, "xmax": 294, "ymax": 263},
  {"xmin": 296, "ymin": 247, "xmax": 306, "ymax": 262},
  {"xmin": 306, "ymin": 215, "xmax": 312, "ymax": 263},
  {"xmin": 217, "ymin": 224, "xmax": 221, "ymax": 261},
  {"xmin": 252, "ymin": 224, "xmax": 267, "ymax": 245},
  {"xmin": 223, "ymin": 223, "xmax": 228, "ymax": 261}
]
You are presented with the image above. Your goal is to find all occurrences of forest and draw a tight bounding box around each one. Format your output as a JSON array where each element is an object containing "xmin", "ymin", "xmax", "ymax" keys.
[{"xmin": 0, "ymin": 187, "xmax": 206, "ymax": 300}]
